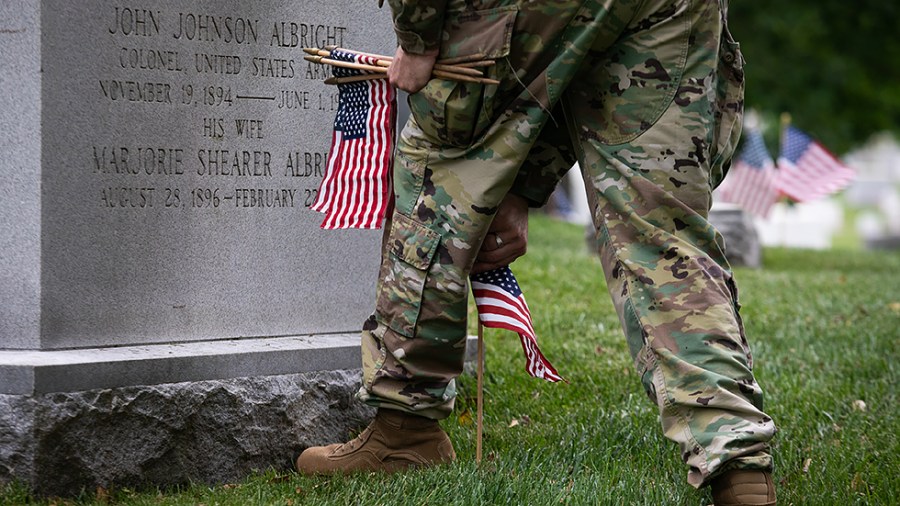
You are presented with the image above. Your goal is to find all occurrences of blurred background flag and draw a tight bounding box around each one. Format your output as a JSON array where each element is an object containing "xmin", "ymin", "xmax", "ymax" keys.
[
  {"xmin": 776, "ymin": 126, "xmax": 856, "ymax": 203},
  {"xmin": 718, "ymin": 128, "xmax": 780, "ymax": 217}
]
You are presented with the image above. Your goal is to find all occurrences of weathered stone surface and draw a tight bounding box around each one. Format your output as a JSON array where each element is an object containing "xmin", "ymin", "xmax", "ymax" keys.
[
  {"xmin": 0, "ymin": 0, "xmax": 42, "ymax": 350},
  {"xmin": 0, "ymin": 395, "xmax": 34, "ymax": 486},
  {"xmin": 1, "ymin": 370, "xmax": 373, "ymax": 497},
  {"xmin": 1, "ymin": 0, "xmax": 390, "ymax": 494},
  {"xmin": 709, "ymin": 205, "xmax": 762, "ymax": 268},
  {"xmin": 3, "ymin": 0, "xmax": 392, "ymax": 352}
]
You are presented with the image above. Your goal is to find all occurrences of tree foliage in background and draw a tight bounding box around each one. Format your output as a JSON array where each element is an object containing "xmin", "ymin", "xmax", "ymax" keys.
[{"xmin": 728, "ymin": 1, "xmax": 900, "ymax": 153}]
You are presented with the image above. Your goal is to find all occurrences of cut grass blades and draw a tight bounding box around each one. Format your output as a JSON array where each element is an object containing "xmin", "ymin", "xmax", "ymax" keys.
[{"xmin": 2, "ymin": 215, "xmax": 897, "ymax": 505}]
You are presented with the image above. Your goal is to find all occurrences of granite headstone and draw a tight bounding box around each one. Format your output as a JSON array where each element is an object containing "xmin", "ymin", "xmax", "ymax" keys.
[{"xmin": 1, "ymin": 0, "xmax": 396, "ymax": 494}]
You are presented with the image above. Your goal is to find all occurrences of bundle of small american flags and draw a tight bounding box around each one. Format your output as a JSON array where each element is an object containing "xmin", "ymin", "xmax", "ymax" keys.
[
  {"xmin": 310, "ymin": 49, "xmax": 561, "ymax": 383},
  {"xmin": 311, "ymin": 49, "xmax": 395, "ymax": 229},
  {"xmin": 471, "ymin": 266, "xmax": 565, "ymax": 383}
]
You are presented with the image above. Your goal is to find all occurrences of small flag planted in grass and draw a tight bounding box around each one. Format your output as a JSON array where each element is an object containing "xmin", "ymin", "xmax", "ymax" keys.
[{"xmin": 471, "ymin": 266, "xmax": 565, "ymax": 383}]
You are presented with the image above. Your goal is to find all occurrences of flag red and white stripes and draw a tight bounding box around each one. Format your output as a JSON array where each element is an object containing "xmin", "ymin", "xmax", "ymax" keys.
[
  {"xmin": 312, "ymin": 49, "xmax": 395, "ymax": 229},
  {"xmin": 718, "ymin": 128, "xmax": 780, "ymax": 217},
  {"xmin": 776, "ymin": 126, "xmax": 855, "ymax": 203},
  {"xmin": 471, "ymin": 267, "xmax": 564, "ymax": 383}
]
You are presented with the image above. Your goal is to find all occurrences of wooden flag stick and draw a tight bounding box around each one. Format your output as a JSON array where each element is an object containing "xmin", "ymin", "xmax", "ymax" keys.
[
  {"xmin": 321, "ymin": 68, "xmax": 498, "ymax": 86},
  {"xmin": 324, "ymin": 74, "xmax": 386, "ymax": 85},
  {"xmin": 309, "ymin": 54, "xmax": 500, "ymax": 86},
  {"xmin": 305, "ymin": 47, "xmax": 491, "ymax": 77},
  {"xmin": 437, "ymin": 52, "xmax": 488, "ymax": 66},
  {"xmin": 303, "ymin": 55, "xmax": 387, "ymax": 74},
  {"xmin": 444, "ymin": 59, "xmax": 496, "ymax": 69},
  {"xmin": 476, "ymin": 320, "xmax": 485, "ymax": 464},
  {"xmin": 322, "ymin": 45, "xmax": 488, "ymax": 67},
  {"xmin": 433, "ymin": 70, "xmax": 499, "ymax": 85}
]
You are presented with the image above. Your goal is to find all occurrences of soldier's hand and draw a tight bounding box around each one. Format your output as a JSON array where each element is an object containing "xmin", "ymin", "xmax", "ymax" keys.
[
  {"xmin": 387, "ymin": 46, "xmax": 438, "ymax": 94},
  {"xmin": 472, "ymin": 194, "xmax": 529, "ymax": 274}
]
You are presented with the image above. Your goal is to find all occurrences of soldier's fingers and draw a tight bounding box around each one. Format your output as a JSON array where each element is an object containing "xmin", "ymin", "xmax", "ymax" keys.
[
  {"xmin": 473, "ymin": 250, "xmax": 520, "ymax": 273},
  {"xmin": 476, "ymin": 244, "xmax": 506, "ymax": 263},
  {"xmin": 471, "ymin": 262, "xmax": 489, "ymax": 274},
  {"xmin": 471, "ymin": 260, "xmax": 504, "ymax": 275},
  {"xmin": 480, "ymin": 233, "xmax": 500, "ymax": 252},
  {"xmin": 476, "ymin": 248, "xmax": 507, "ymax": 264},
  {"xmin": 476, "ymin": 238, "xmax": 526, "ymax": 265}
]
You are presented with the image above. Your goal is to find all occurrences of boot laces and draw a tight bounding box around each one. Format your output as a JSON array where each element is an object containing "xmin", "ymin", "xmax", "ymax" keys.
[{"xmin": 336, "ymin": 426, "xmax": 371, "ymax": 452}]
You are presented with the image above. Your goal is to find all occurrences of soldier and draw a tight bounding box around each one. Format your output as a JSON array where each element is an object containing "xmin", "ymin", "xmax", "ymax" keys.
[{"xmin": 296, "ymin": 0, "xmax": 777, "ymax": 504}]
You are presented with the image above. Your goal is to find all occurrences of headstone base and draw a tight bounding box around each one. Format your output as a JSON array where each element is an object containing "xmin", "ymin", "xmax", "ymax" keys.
[
  {"xmin": 0, "ymin": 334, "xmax": 370, "ymax": 496},
  {"xmin": 1, "ymin": 335, "xmax": 477, "ymax": 496},
  {"xmin": 1, "ymin": 369, "xmax": 372, "ymax": 497}
]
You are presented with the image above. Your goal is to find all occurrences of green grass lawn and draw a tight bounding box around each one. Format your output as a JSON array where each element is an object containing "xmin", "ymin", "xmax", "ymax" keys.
[{"xmin": 3, "ymin": 215, "xmax": 898, "ymax": 505}]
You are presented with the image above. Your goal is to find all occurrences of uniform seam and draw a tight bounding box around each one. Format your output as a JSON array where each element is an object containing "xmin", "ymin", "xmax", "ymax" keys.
[
  {"xmin": 364, "ymin": 325, "xmax": 389, "ymax": 392},
  {"xmin": 548, "ymin": 0, "xmax": 594, "ymax": 104},
  {"xmin": 652, "ymin": 349, "xmax": 711, "ymax": 480},
  {"xmin": 588, "ymin": 158, "xmax": 712, "ymax": 481}
]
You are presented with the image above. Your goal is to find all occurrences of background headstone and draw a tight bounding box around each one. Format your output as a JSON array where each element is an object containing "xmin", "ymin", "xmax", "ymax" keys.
[
  {"xmin": 708, "ymin": 203, "xmax": 762, "ymax": 268},
  {"xmin": 1, "ymin": 0, "xmax": 396, "ymax": 494}
]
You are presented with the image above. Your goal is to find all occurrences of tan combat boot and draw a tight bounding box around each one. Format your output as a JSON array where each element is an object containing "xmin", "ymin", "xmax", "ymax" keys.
[
  {"xmin": 294, "ymin": 409, "xmax": 455, "ymax": 475},
  {"xmin": 711, "ymin": 470, "xmax": 777, "ymax": 506}
]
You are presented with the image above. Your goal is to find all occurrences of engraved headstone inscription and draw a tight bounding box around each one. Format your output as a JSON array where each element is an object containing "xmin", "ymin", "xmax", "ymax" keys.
[
  {"xmin": 41, "ymin": 2, "xmax": 388, "ymax": 348},
  {"xmin": 0, "ymin": 0, "xmax": 394, "ymax": 494}
]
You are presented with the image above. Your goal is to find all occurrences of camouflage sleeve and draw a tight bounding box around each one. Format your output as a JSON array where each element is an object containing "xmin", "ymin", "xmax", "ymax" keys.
[
  {"xmin": 509, "ymin": 115, "xmax": 577, "ymax": 207},
  {"xmin": 386, "ymin": 0, "xmax": 449, "ymax": 54}
]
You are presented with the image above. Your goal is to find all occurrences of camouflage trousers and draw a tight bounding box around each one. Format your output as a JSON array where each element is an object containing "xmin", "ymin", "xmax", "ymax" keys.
[{"xmin": 359, "ymin": 0, "xmax": 775, "ymax": 487}]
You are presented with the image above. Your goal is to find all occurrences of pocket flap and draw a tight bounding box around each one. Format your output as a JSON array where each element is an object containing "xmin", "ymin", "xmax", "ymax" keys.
[
  {"xmin": 389, "ymin": 213, "xmax": 440, "ymax": 270},
  {"xmin": 440, "ymin": 6, "xmax": 518, "ymax": 60}
]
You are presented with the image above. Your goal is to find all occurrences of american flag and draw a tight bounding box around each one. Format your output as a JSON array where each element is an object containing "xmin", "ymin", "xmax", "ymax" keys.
[
  {"xmin": 717, "ymin": 128, "xmax": 780, "ymax": 217},
  {"xmin": 776, "ymin": 126, "xmax": 855, "ymax": 202},
  {"xmin": 471, "ymin": 266, "xmax": 564, "ymax": 383},
  {"xmin": 312, "ymin": 49, "xmax": 395, "ymax": 229}
]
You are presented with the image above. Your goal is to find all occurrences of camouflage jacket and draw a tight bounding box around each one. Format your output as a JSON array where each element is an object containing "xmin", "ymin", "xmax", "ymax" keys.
[{"xmin": 385, "ymin": 0, "xmax": 449, "ymax": 54}]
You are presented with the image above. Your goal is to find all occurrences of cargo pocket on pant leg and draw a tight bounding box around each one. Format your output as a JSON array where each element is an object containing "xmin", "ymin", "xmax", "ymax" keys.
[
  {"xmin": 361, "ymin": 316, "xmax": 387, "ymax": 392},
  {"xmin": 407, "ymin": 6, "xmax": 517, "ymax": 148},
  {"xmin": 376, "ymin": 213, "xmax": 441, "ymax": 338}
]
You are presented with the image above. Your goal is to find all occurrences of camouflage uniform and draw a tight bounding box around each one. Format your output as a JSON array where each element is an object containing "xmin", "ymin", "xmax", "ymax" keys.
[{"xmin": 360, "ymin": 0, "xmax": 776, "ymax": 487}]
